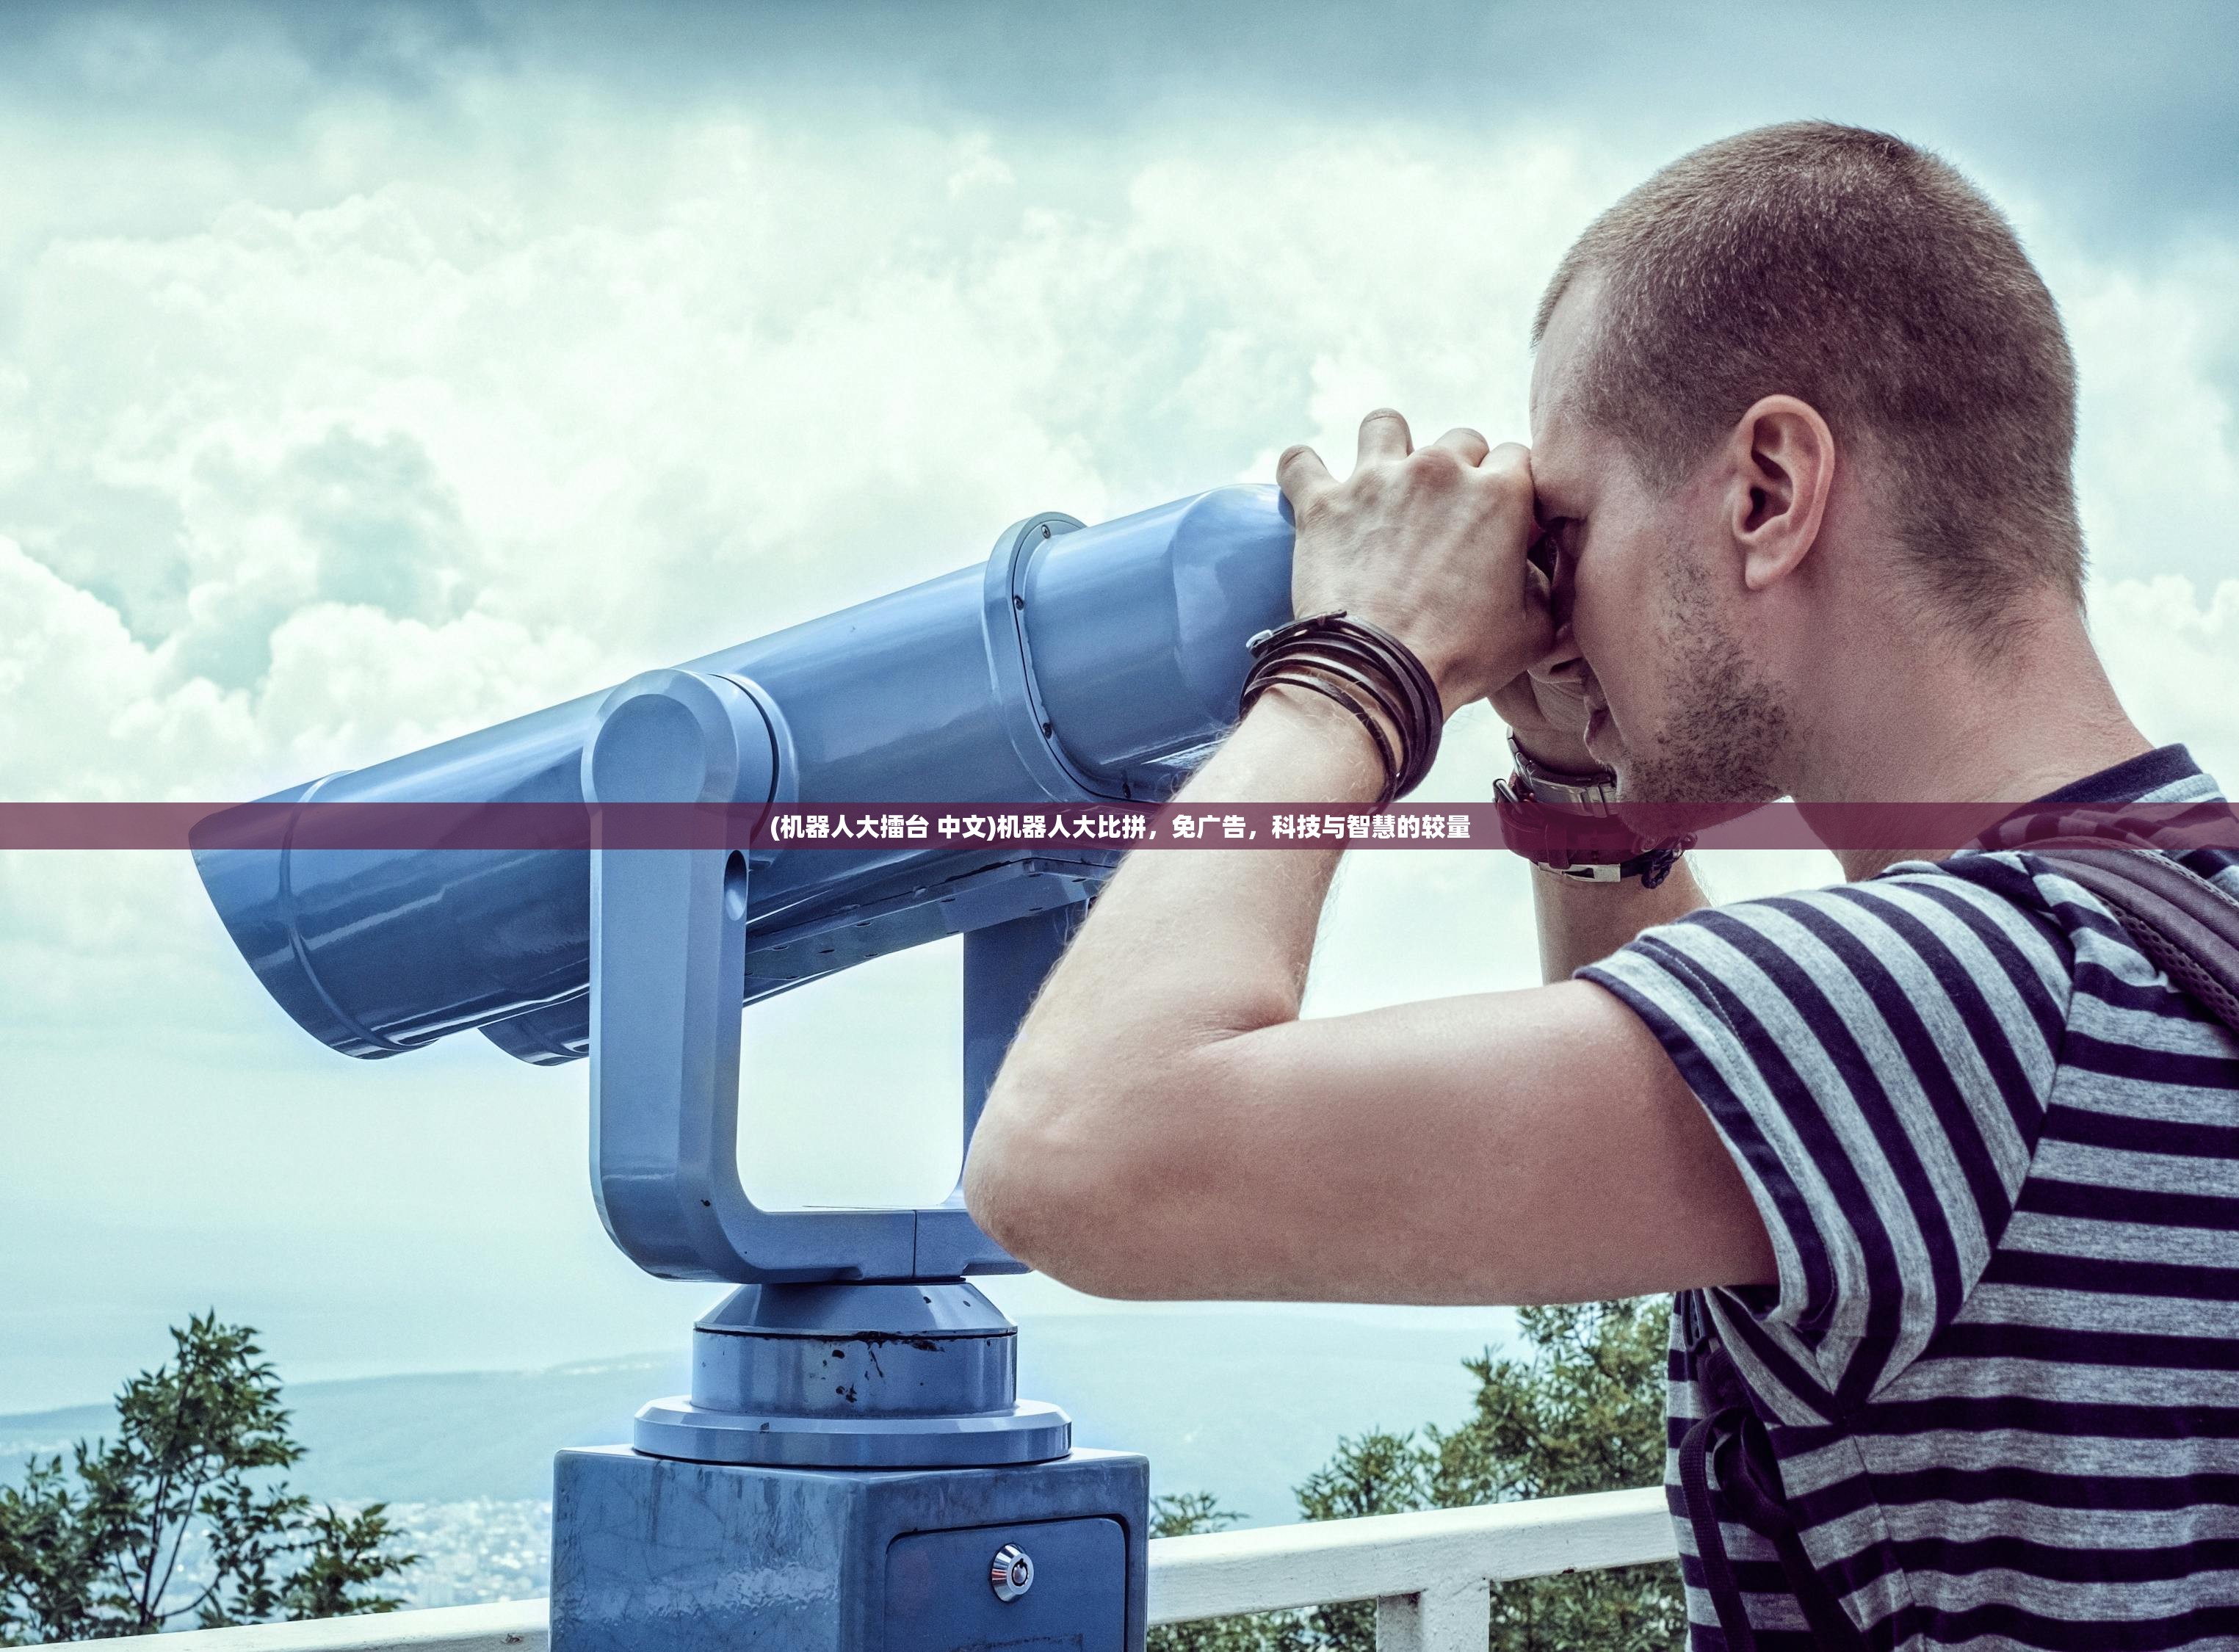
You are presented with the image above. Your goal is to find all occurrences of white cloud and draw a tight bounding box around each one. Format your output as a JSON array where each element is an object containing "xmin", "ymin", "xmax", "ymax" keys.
[
  {"xmin": 2090, "ymin": 574, "xmax": 2239, "ymax": 783},
  {"xmin": 4, "ymin": 104, "xmax": 2233, "ymax": 1034},
  {"xmin": 3, "ymin": 81, "xmax": 2237, "ymax": 1396},
  {"xmin": 2056, "ymin": 240, "xmax": 2239, "ymax": 595},
  {"xmin": 0, "ymin": 115, "xmax": 1641, "ymax": 1045}
]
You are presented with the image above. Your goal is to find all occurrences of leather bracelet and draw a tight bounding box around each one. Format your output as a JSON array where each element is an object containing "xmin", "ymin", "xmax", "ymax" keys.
[
  {"xmin": 1248, "ymin": 669, "xmax": 1401, "ymax": 807},
  {"xmin": 1261, "ymin": 615, "xmax": 1442, "ymax": 793},
  {"xmin": 1241, "ymin": 612, "xmax": 1444, "ymax": 808},
  {"xmin": 1270, "ymin": 649, "xmax": 1414, "ymax": 758}
]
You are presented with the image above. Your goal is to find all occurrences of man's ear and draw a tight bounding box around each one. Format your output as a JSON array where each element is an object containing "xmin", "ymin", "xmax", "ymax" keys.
[{"xmin": 1725, "ymin": 395, "xmax": 1834, "ymax": 592}]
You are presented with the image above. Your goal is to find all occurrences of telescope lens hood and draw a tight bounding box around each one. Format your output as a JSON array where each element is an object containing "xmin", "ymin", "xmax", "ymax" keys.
[{"xmin": 192, "ymin": 776, "xmax": 429, "ymax": 1059}]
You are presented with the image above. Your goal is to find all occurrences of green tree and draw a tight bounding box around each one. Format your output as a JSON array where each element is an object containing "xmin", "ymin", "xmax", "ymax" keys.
[
  {"xmin": 1426, "ymin": 1300, "xmax": 1685, "ymax": 1652},
  {"xmin": 1292, "ymin": 1430, "xmax": 1434, "ymax": 1649},
  {"xmin": 0, "ymin": 1314, "xmax": 418, "ymax": 1643},
  {"xmin": 1146, "ymin": 1493, "xmax": 1304, "ymax": 1652},
  {"xmin": 1427, "ymin": 1299, "xmax": 1672, "ymax": 1505},
  {"xmin": 1151, "ymin": 1298, "xmax": 1682, "ymax": 1652}
]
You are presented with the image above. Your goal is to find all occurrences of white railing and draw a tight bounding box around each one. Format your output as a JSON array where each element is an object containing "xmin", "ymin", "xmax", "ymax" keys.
[
  {"xmin": 1149, "ymin": 1488, "xmax": 1671, "ymax": 1651},
  {"xmin": 103, "ymin": 1487, "xmax": 1673, "ymax": 1652}
]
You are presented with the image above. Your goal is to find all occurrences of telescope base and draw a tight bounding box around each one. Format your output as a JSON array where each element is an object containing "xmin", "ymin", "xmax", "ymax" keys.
[
  {"xmin": 632, "ymin": 1394, "xmax": 1072, "ymax": 1468},
  {"xmin": 549, "ymin": 1442, "xmax": 1149, "ymax": 1652},
  {"xmin": 631, "ymin": 1279, "xmax": 1072, "ymax": 1469}
]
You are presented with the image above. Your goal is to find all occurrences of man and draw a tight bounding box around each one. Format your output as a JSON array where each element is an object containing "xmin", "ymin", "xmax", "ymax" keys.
[{"xmin": 963, "ymin": 121, "xmax": 2239, "ymax": 1650}]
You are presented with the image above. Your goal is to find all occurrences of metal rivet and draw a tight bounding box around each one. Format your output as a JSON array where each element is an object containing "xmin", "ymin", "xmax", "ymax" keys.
[{"xmin": 989, "ymin": 1543, "xmax": 1033, "ymax": 1602}]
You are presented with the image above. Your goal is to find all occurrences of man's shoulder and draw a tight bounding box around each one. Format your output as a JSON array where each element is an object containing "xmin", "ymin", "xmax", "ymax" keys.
[
  {"xmin": 1621, "ymin": 854, "xmax": 2078, "ymax": 990},
  {"xmin": 1706, "ymin": 836, "xmax": 2233, "ymax": 968},
  {"xmin": 1584, "ymin": 858, "xmax": 2078, "ymax": 1065},
  {"xmin": 1880, "ymin": 848, "xmax": 2100, "ymax": 945},
  {"xmin": 1610, "ymin": 836, "xmax": 2239, "ymax": 1069}
]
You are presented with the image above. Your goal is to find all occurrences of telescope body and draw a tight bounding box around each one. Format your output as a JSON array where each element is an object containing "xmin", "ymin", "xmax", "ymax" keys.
[
  {"xmin": 196, "ymin": 486, "xmax": 1293, "ymax": 1068},
  {"xmin": 206, "ymin": 486, "xmax": 1236, "ymax": 1642}
]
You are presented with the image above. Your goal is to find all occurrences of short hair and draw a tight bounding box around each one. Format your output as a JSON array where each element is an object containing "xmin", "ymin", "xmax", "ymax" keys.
[{"xmin": 1534, "ymin": 121, "xmax": 2083, "ymax": 626}]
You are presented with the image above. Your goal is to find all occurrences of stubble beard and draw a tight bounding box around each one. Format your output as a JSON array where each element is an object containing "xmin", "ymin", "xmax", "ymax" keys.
[{"xmin": 1615, "ymin": 551, "xmax": 1790, "ymax": 811}]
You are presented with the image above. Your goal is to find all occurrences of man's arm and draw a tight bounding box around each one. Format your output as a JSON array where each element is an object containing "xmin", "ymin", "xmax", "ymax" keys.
[
  {"xmin": 963, "ymin": 410, "xmax": 1774, "ymax": 1305},
  {"xmin": 1530, "ymin": 860, "xmax": 1707, "ymax": 982},
  {"xmin": 965, "ymin": 686, "xmax": 1773, "ymax": 1304},
  {"xmin": 1491, "ymin": 609, "xmax": 1710, "ymax": 981}
]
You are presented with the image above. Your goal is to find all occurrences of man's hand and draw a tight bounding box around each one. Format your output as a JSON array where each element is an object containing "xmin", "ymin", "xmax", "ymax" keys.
[
  {"xmin": 1278, "ymin": 410, "xmax": 1551, "ymax": 718},
  {"xmin": 1490, "ymin": 669, "xmax": 1596, "ymax": 774}
]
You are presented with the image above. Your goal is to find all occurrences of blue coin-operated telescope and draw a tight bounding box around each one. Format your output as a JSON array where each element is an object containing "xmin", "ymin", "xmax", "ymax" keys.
[{"xmin": 195, "ymin": 486, "xmax": 1294, "ymax": 1652}]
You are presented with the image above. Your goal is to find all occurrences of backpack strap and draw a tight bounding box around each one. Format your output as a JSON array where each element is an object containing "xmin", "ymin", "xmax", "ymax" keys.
[{"xmin": 2025, "ymin": 847, "xmax": 2239, "ymax": 1034}]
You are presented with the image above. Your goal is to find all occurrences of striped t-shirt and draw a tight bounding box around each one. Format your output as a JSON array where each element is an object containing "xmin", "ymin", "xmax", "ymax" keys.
[{"xmin": 1581, "ymin": 745, "xmax": 2239, "ymax": 1651}]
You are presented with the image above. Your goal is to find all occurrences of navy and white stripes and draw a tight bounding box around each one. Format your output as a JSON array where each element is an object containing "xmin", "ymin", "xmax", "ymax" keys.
[{"xmin": 1583, "ymin": 746, "xmax": 2239, "ymax": 1650}]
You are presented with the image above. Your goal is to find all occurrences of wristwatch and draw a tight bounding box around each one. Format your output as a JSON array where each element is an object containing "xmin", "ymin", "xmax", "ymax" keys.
[
  {"xmin": 1495, "ymin": 733, "xmax": 1690, "ymax": 888},
  {"xmin": 1505, "ymin": 733, "xmax": 1618, "ymax": 813}
]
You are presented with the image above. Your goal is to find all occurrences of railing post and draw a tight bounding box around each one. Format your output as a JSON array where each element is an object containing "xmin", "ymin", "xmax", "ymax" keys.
[{"xmin": 1375, "ymin": 1576, "xmax": 1491, "ymax": 1652}]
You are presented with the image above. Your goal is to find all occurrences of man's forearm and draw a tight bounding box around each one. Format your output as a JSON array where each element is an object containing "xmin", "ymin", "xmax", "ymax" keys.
[
  {"xmin": 968, "ymin": 692, "xmax": 1768, "ymax": 1305},
  {"xmin": 1529, "ymin": 856, "xmax": 1707, "ymax": 982},
  {"xmin": 1010, "ymin": 685, "xmax": 1381, "ymax": 1062},
  {"xmin": 963, "ymin": 684, "xmax": 1386, "ymax": 1268}
]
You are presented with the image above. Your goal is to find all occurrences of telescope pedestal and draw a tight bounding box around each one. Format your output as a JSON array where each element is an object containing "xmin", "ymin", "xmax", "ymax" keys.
[
  {"xmin": 551, "ymin": 1446, "xmax": 1145, "ymax": 1652},
  {"xmin": 547, "ymin": 1282, "xmax": 1149, "ymax": 1652},
  {"xmin": 629, "ymin": 1281, "xmax": 1072, "ymax": 1468}
]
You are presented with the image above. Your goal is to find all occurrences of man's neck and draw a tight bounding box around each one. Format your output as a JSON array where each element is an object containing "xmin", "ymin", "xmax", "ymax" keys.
[{"xmin": 1780, "ymin": 598, "xmax": 2153, "ymax": 880}]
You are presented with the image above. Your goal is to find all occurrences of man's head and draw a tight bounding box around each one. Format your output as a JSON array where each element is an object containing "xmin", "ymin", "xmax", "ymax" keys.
[{"xmin": 1525, "ymin": 121, "xmax": 2087, "ymax": 803}]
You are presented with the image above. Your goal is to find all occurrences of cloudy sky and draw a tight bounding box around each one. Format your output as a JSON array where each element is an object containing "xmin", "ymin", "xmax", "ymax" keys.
[{"xmin": 3, "ymin": 1, "xmax": 2235, "ymax": 1411}]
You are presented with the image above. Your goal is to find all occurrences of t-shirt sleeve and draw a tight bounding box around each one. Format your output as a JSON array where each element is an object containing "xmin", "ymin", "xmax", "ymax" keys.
[{"xmin": 1579, "ymin": 858, "xmax": 2073, "ymax": 1418}]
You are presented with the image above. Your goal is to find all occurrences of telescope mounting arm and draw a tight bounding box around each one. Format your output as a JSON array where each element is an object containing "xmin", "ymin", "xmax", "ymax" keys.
[{"xmin": 583, "ymin": 667, "xmax": 1070, "ymax": 1285}]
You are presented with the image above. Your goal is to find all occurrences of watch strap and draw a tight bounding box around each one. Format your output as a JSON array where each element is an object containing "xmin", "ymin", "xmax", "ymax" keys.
[{"xmin": 1494, "ymin": 775, "xmax": 1692, "ymax": 889}]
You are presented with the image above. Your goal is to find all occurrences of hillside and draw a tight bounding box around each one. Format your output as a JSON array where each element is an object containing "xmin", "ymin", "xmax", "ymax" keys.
[{"xmin": 1, "ymin": 1305, "xmax": 1514, "ymax": 1606}]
